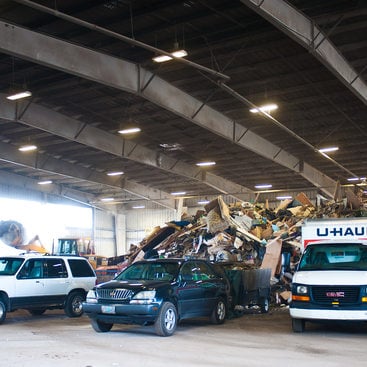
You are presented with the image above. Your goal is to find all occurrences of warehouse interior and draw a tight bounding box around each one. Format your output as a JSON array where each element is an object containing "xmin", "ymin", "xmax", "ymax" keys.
[{"xmin": 0, "ymin": 0, "xmax": 366, "ymax": 254}]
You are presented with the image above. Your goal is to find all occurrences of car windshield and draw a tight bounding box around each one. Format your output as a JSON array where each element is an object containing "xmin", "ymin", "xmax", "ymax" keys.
[
  {"xmin": 0, "ymin": 257, "xmax": 24, "ymax": 275},
  {"xmin": 115, "ymin": 262, "xmax": 180, "ymax": 281},
  {"xmin": 298, "ymin": 243, "xmax": 367, "ymax": 271}
]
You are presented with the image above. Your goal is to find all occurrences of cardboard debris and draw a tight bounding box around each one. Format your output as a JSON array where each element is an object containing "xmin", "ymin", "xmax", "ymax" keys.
[{"xmin": 260, "ymin": 237, "xmax": 282, "ymax": 277}]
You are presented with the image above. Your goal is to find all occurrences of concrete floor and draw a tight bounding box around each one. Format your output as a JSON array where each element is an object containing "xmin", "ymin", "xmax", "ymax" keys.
[{"xmin": 1, "ymin": 306, "xmax": 367, "ymax": 367}]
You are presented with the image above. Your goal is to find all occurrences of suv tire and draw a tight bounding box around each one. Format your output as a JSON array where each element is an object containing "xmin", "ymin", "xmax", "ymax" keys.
[
  {"xmin": 210, "ymin": 297, "xmax": 226, "ymax": 324},
  {"xmin": 91, "ymin": 319, "xmax": 113, "ymax": 332},
  {"xmin": 0, "ymin": 299, "xmax": 7, "ymax": 324},
  {"xmin": 154, "ymin": 302, "xmax": 177, "ymax": 337},
  {"xmin": 65, "ymin": 291, "xmax": 85, "ymax": 317}
]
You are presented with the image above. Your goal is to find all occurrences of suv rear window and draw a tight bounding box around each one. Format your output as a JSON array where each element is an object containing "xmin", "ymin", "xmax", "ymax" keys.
[{"xmin": 68, "ymin": 259, "xmax": 95, "ymax": 277}]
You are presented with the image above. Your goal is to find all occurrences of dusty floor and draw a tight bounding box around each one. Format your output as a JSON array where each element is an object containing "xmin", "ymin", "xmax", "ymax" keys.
[{"xmin": 1, "ymin": 306, "xmax": 367, "ymax": 367}]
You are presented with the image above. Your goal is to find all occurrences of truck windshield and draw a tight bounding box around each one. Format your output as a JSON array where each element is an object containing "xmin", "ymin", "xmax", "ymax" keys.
[
  {"xmin": 298, "ymin": 243, "xmax": 367, "ymax": 271},
  {"xmin": 0, "ymin": 257, "xmax": 24, "ymax": 275},
  {"xmin": 115, "ymin": 262, "xmax": 180, "ymax": 281}
]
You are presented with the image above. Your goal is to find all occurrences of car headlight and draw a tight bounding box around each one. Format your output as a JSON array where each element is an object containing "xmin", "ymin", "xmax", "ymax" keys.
[
  {"xmin": 130, "ymin": 290, "xmax": 156, "ymax": 305},
  {"xmin": 86, "ymin": 290, "xmax": 98, "ymax": 303},
  {"xmin": 296, "ymin": 285, "xmax": 308, "ymax": 294}
]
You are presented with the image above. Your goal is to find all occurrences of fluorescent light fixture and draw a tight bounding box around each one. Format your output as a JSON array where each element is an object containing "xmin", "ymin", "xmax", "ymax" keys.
[
  {"xmin": 132, "ymin": 205, "xmax": 145, "ymax": 209},
  {"xmin": 198, "ymin": 200, "xmax": 210, "ymax": 205},
  {"xmin": 276, "ymin": 196, "xmax": 292, "ymax": 200},
  {"xmin": 318, "ymin": 147, "xmax": 339, "ymax": 153},
  {"xmin": 153, "ymin": 49, "xmax": 188, "ymax": 63},
  {"xmin": 254, "ymin": 184, "xmax": 272, "ymax": 189},
  {"xmin": 7, "ymin": 91, "xmax": 32, "ymax": 100},
  {"xmin": 171, "ymin": 49, "xmax": 188, "ymax": 58},
  {"xmin": 250, "ymin": 103, "xmax": 278, "ymax": 114},
  {"xmin": 38, "ymin": 180, "xmax": 52, "ymax": 185},
  {"xmin": 152, "ymin": 54, "xmax": 173, "ymax": 63},
  {"xmin": 347, "ymin": 177, "xmax": 359, "ymax": 182},
  {"xmin": 171, "ymin": 191, "xmax": 186, "ymax": 196},
  {"xmin": 118, "ymin": 127, "xmax": 141, "ymax": 134},
  {"xmin": 107, "ymin": 171, "xmax": 124, "ymax": 176},
  {"xmin": 101, "ymin": 197, "xmax": 114, "ymax": 202},
  {"xmin": 196, "ymin": 161, "xmax": 216, "ymax": 167},
  {"xmin": 19, "ymin": 144, "xmax": 37, "ymax": 152}
]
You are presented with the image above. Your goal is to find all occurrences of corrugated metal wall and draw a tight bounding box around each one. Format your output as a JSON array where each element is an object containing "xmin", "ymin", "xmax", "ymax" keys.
[
  {"xmin": 93, "ymin": 209, "xmax": 117, "ymax": 258},
  {"xmin": 125, "ymin": 208, "xmax": 176, "ymax": 246}
]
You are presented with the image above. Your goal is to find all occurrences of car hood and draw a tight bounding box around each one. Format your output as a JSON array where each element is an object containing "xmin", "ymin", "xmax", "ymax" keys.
[{"xmin": 96, "ymin": 279, "xmax": 172, "ymax": 291}]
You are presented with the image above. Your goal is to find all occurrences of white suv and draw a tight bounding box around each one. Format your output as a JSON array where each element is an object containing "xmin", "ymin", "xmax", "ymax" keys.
[{"xmin": 0, "ymin": 254, "xmax": 96, "ymax": 323}]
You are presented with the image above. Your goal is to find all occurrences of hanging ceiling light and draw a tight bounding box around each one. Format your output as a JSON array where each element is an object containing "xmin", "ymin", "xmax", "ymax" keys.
[
  {"xmin": 7, "ymin": 90, "xmax": 32, "ymax": 101},
  {"xmin": 171, "ymin": 191, "xmax": 186, "ymax": 196},
  {"xmin": 118, "ymin": 127, "xmax": 141, "ymax": 134},
  {"xmin": 153, "ymin": 41, "xmax": 187, "ymax": 63},
  {"xmin": 107, "ymin": 171, "xmax": 124, "ymax": 176},
  {"xmin": 250, "ymin": 103, "xmax": 278, "ymax": 114},
  {"xmin": 196, "ymin": 161, "xmax": 216, "ymax": 167},
  {"xmin": 318, "ymin": 147, "xmax": 339, "ymax": 153},
  {"xmin": 38, "ymin": 180, "xmax": 52, "ymax": 185},
  {"xmin": 19, "ymin": 144, "xmax": 37, "ymax": 152},
  {"xmin": 254, "ymin": 184, "xmax": 272, "ymax": 189}
]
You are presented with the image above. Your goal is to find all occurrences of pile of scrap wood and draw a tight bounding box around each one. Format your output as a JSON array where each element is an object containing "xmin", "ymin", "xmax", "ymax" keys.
[{"xmin": 120, "ymin": 189, "xmax": 367, "ymax": 302}]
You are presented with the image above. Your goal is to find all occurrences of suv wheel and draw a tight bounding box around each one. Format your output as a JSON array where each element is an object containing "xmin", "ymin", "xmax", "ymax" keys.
[
  {"xmin": 259, "ymin": 297, "xmax": 270, "ymax": 313},
  {"xmin": 65, "ymin": 291, "xmax": 85, "ymax": 317},
  {"xmin": 210, "ymin": 297, "xmax": 226, "ymax": 324},
  {"xmin": 91, "ymin": 319, "xmax": 113, "ymax": 332},
  {"xmin": 154, "ymin": 302, "xmax": 177, "ymax": 337},
  {"xmin": 0, "ymin": 299, "xmax": 7, "ymax": 324}
]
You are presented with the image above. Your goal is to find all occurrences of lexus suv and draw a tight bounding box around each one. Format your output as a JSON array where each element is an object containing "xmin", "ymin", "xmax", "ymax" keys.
[
  {"xmin": 0, "ymin": 254, "xmax": 96, "ymax": 323},
  {"xmin": 83, "ymin": 258, "xmax": 231, "ymax": 336}
]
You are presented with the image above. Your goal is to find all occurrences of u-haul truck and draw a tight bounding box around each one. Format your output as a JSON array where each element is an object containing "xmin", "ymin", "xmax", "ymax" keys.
[{"xmin": 290, "ymin": 218, "xmax": 367, "ymax": 332}]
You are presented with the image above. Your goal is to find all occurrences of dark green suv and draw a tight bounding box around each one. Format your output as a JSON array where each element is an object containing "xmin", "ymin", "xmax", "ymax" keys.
[{"xmin": 83, "ymin": 258, "xmax": 231, "ymax": 336}]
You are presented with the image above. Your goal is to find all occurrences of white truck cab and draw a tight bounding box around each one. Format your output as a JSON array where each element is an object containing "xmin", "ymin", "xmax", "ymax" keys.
[{"xmin": 290, "ymin": 218, "xmax": 367, "ymax": 332}]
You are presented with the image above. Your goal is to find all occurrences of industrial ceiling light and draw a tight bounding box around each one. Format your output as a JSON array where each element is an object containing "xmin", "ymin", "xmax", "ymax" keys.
[
  {"xmin": 254, "ymin": 184, "xmax": 272, "ymax": 189},
  {"xmin": 153, "ymin": 42, "xmax": 188, "ymax": 63},
  {"xmin": 171, "ymin": 191, "xmax": 186, "ymax": 196},
  {"xmin": 6, "ymin": 90, "xmax": 32, "ymax": 101},
  {"xmin": 118, "ymin": 127, "xmax": 141, "ymax": 134},
  {"xmin": 198, "ymin": 199, "xmax": 210, "ymax": 205},
  {"xmin": 38, "ymin": 180, "xmax": 52, "ymax": 185},
  {"xmin": 132, "ymin": 205, "xmax": 145, "ymax": 209},
  {"xmin": 107, "ymin": 171, "xmax": 124, "ymax": 176},
  {"xmin": 196, "ymin": 161, "xmax": 216, "ymax": 167},
  {"xmin": 276, "ymin": 195, "xmax": 292, "ymax": 200},
  {"xmin": 152, "ymin": 54, "xmax": 173, "ymax": 63},
  {"xmin": 18, "ymin": 144, "xmax": 37, "ymax": 152},
  {"xmin": 318, "ymin": 147, "xmax": 339, "ymax": 153},
  {"xmin": 347, "ymin": 177, "xmax": 366, "ymax": 182},
  {"xmin": 101, "ymin": 197, "xmax": 114, "ymax": 202},
  {"xmin": 250, "ymin": 103, "xmax": 278, "ymax": 114}
]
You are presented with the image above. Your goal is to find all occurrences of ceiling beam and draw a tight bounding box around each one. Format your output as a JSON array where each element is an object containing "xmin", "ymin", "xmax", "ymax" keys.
[
  {"xmin": 0, "ymin": 94, "xmax": 253, "ymax": 201},
  {"xmin": 240, "ymin": 0, "xmax": 367, "ymax": 105},
  {"xmin": 0, "ymin": 140, "xmax": 176, "ymax": 209},
  {"xmin": 0, "ymin": 21, "xmax": 337, "ymax": 197},
  {"xmin": 0, "ymin": 169, "xmax": 100, "ymax": 208}
]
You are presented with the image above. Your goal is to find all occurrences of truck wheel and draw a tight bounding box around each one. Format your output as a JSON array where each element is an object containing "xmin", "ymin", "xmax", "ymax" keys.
[
  {"xmin": 154, "ymin": 302, "xmax": 177, "ymax": 337},
  {"xmin": 28, "ymin": 308, "xmax": 46, "ymax": 316},
  {"xmin": 292, "ymin": 318, "xmax": 305, "ymax": 332},
  {"xmin": 0, "ymin": 300, "xmax": 7, "ymax": 324},
  {"xmin": 210, "ymin": 297, "xmax": 227, "ymax": 324},
  {"xmin": 91, "ymin": 319, "xmax": 113, "ymax": 332},
  {"xmin": 65, "ymin": 291, "xmax": 85, "ymax": 317},
  {"xmin": 259, "ymin": 297, "xmax": 270, "ymax": 313}
]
